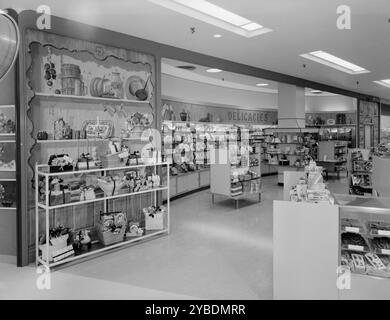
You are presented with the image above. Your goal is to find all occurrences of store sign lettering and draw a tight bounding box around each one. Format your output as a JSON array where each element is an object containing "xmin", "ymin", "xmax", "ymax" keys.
[{"xmin": 227, "ymin": 111, "xmax": 271, "ymax": 123}]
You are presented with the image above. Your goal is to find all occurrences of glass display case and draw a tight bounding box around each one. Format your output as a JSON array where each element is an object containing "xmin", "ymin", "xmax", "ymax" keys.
[{"xmin": 337, "ymin": 194, "xmax": 390, "ymax": 280}]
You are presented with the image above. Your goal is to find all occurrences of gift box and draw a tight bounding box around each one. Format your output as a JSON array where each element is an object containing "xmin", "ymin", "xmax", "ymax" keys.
[
  {"xmin": 39, "ymin": 234, "xmax": 74, "ymax": 262},
  {"xmin": 143, "ymin": 206, "xmax": 166, "ymax": 231},
  {"xmin": 40, "ymin": 244, "xmax": 74, "ymax": 262},
  {"xmin": 80, "ymin": 188, "xmax": 96, "ymax": 201},
  {"xmin": 49, "ymin": 189, "xmax": 71, "ymax": 206},
  {"xmin": 48, "ymin": 154, "xmax": 74, "ymax": 173},
  {"xmin": 145, "ymin": 212, "xmax": 164, "ymax": 230},
  {"xmin": 100, "ymin": 153, "xmax": 123, "ymax": 168},
  {"xmin": 96, "ymin": 211, "xmax": 127, "ymax": 246}
]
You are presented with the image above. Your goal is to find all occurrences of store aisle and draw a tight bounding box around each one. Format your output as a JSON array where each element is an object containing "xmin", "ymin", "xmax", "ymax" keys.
[
  {"xmin": 0, "ymin": 175, "xmax": 347, "ymax": 300},
  {"xmin": 60, "ymin": 175, "xmax": 281, "ymax": 300}
]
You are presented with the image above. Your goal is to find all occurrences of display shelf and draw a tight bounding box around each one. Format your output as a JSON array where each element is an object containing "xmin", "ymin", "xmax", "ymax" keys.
[
  {"xmin": 36, "ymin": 162, "xmax": 170, "ymax": 269},
  {"xmin": 34, "ymin": 92, "xmax": 150, "ymax": 106},
  {"xmin": 38, "ymin": 228, "xmax": 168, "ymax": 268},
  {"xmin": 0, "ymin": 133, "xmax": 15, "ymax": 136},
  {"xmin": 35, "ymin": 137, "xmax": 145, "ymax": 144},
  {"xmin": 37, "ymin": 162, "xmax": 166, "ymax": 177},
  {"xmin": 0, "ymin": 206, "xmax": 16, "ymax": 211},
  {"xmin": 0, "ymin": 105, "xmax": 15, "ymax": 109},
  {"xmin": 38, "ymin": 186, "xmax": 168, "ymax": 210}
]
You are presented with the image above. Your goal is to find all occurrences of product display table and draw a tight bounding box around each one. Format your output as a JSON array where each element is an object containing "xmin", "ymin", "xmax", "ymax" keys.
[{"xmin": 274, "ymin": 194, "xmax": 390, "ymax": 299}]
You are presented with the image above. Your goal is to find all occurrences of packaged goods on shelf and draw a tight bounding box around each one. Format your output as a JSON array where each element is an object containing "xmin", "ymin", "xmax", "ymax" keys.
[
  {"xmin": 144, "ymin": 206, "xmax": 166, "ymax": 230},
  {"xmin": 341, "ymin": 218, "xmax": 366, "ymax": 234},
  {"xmin": 97, "ymin": 211, "xmax": 127, "ymax": 246},
  {"xmin": 341, "ymin": 232, "xmax": 370, "ymax": 252},
  {"xmin": 351, "ymin": 253, "xmax": 366, "ymax": 273},
  {"xmin": 126, "ymin": 221, "xmax": 144, "ymax": 237},
  {"xmin": 368, "ymin": 221, "xmax": 390, "ymax": 236},
  {"xmin": 48, "ymin": 154, "xmax": 74, "ymax": 172},
  {"xmin": 365, "ymin": 253, "xmax": 387, "ymax": 271},
  {"xmin": 39, "ymin": 226, "xmax": 75, "ymax": 262},
  {"xmin": 370, "ymin": 237, "xmax": 390, "ymax": 255}
]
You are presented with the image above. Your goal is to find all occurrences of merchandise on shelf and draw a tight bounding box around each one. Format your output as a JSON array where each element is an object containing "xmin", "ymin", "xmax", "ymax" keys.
[
  {"xmin": 289, "ymin": 161, "xmax": 332, "ymax": 204},
  {"xmin": 368, "ymin": 221, "xmax": 390, "ymax": 236},
  {"xmin": 341, "ymin": 218, "xmax": 365, "ymax": 234},
  {"xmin": 97, "ymin": 211, "xmax": 127, "ymax": 246},
  {"xmin": 126, "ymin": 221, "xmax": 144, "ymax": 237},
  {"xmin": 38, "ymin": 225, "xmax": 75, "ymax": 262},
  {"xmin": 341, "ymin": 232, "xmax": 370, "ymax": 252},
  {"xmin": 48, "ymin": 154, "xmax": 74, "ymax": 172},
  {"xmin": 348, "ymin": 149, "xmax": 373, "ymax": 195},
  {"xmin": 143, "ymin": 205, "xmax": 166, "ymax": 230},
  {"xmin": 72, "ymin": 229, "xmax": 92, "ymax": 254},
  {"xmin": 370, "ymin": 237, "xmax": 390, "ymax": 255}
]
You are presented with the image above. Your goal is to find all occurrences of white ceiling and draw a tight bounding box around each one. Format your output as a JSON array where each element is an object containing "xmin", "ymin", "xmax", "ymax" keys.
[
  {"xmin": 162, "ymin": 57, "xmax": 337, "ymax": 96},
  {"xmin": 5, "ymin": 0, "xmax": 390, "ymax": 100}
]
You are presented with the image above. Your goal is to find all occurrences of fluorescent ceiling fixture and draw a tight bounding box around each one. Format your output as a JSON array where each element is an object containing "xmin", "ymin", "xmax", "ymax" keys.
[
  {"xmin": 241, "ymin": 22, "xmax": 263, "ymax": 31},
  {"xmin": 256, "ymin": 83, "xmax": 268, "ymax": 87},
  {"xmin": 148, "ymin": 0, "xmax": 272, "ymax": 38},
  {"xmin": 300, "ymin": 51, "xmax": 369, "ymax": 75},
  {"xmin": 373, "ymin": 79, "xmax": 390, "ymax": 88},
  {"xmin": 213, "ymin": 34, "xmax": 222, "ymax": 38},
  {"xmin": 310, "ymin": 90, "xmax": 323, "ymax": 94},
  {"xmin": 206, "ymin": 68, "xmax": 222, "ymax": 73}
]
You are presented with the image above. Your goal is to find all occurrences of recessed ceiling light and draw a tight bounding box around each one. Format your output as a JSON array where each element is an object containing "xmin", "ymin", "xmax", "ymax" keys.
[
  {"xmin": 213, "ymin": 34, "xmax": 222, "ymax": 38},
  {"xmin": 176, "ymin": 65, "xmax": 197, "ymax": 71},
  {"xmin": 206, "ymin": 68, "xmax": 222, "ymax": 73},
  {"xmin": 300, "ymin": 50, "xmax": 369, "ymax": 75},
  {"xmin": 310, "ymin": 90, "xmax": 323, "ymax": 94},
  {"xmin": 256, "ymin": 83, "xmax": 268, "ymax": 87},
  {"xmin": 373, "ymin": 79, "xmax": 390, "ymax": 88},
  {"xmin": 148, "ymin": 0, "xmax": 272, "ymax": 38}
]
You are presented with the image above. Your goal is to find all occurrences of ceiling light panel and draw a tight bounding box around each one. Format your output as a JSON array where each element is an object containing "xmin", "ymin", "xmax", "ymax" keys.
[
  {"xmin": 148, "ymin": 0, "xmax": 272, "ymax": 38},
  {"xmin": 206, "ymin": 68, "xmax": 222, "ymax": 73},
  {"xmin": 374, "ymin": 80, "xmax": 390, "ymax": 88},
  {"xmin": 300, "ymin": 50, "xmax": 369, "ymax": 75}
]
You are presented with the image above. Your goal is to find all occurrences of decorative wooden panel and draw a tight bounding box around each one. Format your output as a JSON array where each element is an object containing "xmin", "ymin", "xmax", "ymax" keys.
[{"xmin": 24, "ymin": 29, "xmax": 158, "ymax": 258}]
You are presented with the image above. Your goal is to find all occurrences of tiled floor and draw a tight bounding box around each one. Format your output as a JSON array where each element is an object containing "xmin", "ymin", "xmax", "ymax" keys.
[{"xmin": 0, "ymin": 175, "xmax": 347, "ymax": 300}]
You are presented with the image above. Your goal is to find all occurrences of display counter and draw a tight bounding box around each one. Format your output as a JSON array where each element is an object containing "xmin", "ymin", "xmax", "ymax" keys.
[{"xmin": 274, "ymin": 193, "xmax": 390, "ymax": 299}]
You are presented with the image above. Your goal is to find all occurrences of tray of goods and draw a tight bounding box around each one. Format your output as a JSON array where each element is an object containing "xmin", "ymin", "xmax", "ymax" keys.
[
  {"xmin": 368, "ymin": 221, "xmax": 390, "ymax": 237},
  {"xmin": 369, "ymin": 237, "xmax": 390, "ymax": 255},
  {"xmin": 340, "ymin": 251, "xmax": 353, "ymax": 270},
  {"xmin": 364, "ymin": 253, "xmax": 390, "ymax": 277},
  {"xmin": 341, "ymin": 218, "xmax": 366, "ymax": 234},
  {"xmin": 341, "ymin": 232, "xmax": 369, "ymax": 252},
  {"xmin": 351, "ymin": 253, "xmax": 366, "ymax": 274}
]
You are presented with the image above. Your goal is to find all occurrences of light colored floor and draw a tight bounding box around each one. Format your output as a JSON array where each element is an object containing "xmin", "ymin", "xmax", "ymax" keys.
[{"xmin": 0, "ymin": 174, "xmax": 347, "ymax": 300}]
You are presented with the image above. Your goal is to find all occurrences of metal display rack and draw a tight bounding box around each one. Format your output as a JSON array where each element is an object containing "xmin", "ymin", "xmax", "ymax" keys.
[{"xmin": 35, "ymin": 162, "xmax": 170, "ymax": 269}]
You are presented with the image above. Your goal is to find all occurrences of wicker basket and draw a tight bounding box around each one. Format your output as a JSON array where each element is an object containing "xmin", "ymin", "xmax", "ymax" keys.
[
  {"xmin": 97, "ymin": 227, "xmax": 126, "ymax": 246},
  {"xmin": 96, "ymin": 213, "xmax": 127, "ymax": 246}
]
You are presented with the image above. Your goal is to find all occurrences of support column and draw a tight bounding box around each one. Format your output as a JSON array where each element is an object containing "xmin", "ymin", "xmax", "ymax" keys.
[{"xmin": 278, "ymin": 83, "xmax": 306, "ymax": 128}]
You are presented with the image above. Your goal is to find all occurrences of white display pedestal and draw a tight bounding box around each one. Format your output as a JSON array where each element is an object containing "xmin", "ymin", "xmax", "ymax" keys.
[
  {"xmin": 274, "ymin": 197, "xmax": 390, "ymax": 300},
  {"xmin": 273, "ymin": 200, "xmax": 339, "ymax": 299},
  {"xmin": 372, "ymin": 156, "xmax": 390, "ymax": 197}
]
